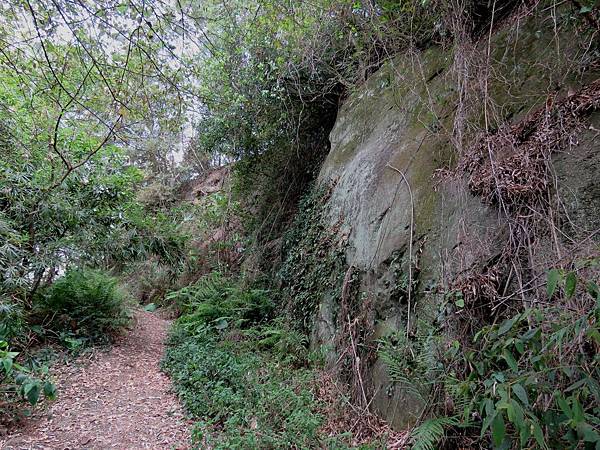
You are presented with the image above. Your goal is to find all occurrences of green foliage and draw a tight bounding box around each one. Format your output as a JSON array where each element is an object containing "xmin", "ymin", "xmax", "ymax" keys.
[
  {"xmin": 0, "ymin": 100, "xmax": 146, "ymax": 305},
  {"xmin": 279, "ymin": 185, "xmax": 348, "ymax": 331},
  {"xmin": 191, "ymin": 0, "xmax": 444, "ymax": 162},
  {"xmin": 410, "ymin": 416, "xmax": 460, "ymax": 450},
  {"xmin": 109, "ymin": 202, "xmax": 189, "ymax": 269},
  {"xmin": 251, "ymin": 319, "xmax": 310, "ymax": 367},
  {"xmin": 381, "ymin": 266, "xmax": 600, "ymax": 449},
  {"xmin": 163, "ymin": 325, "xmax": 324, "ymax": 449},
  {"xmin": 547, "ymin": 267, "xmax": 583, "ymax": 299},
  {"xmin": 166, "ymin": 272, "xmax": 274, "ymax": 331},
  {"xmin": 189, "ymin": 0, "xmax": 444, "ymax": 246},
  {"xmin": 0, "ymin": 2, "xmax": 192, "ymax": 325},
  {"xmin": 0, "ymin": 339, "xmax": 56, "ymax": 422},
  {"xmin": 122, "ymin": 259, "xmax": 180, "ymax": 307},
  {"xmin": 161, "ymin": 272, "xmax": 377, "ymax": 447},
  {"xmin": 35, "ymin": 269, "xmax": 130, "ymax": 343},
  {"xmin": 0, "ymin": 301, "xmax": 24, "ymax": 343},
  {"xmin": 459, "ymin": 296, "xmax": 600, "ymax": 449},
  {"xmin": 378, "ymin": 325, "xmax": 448, "ymax": 402},
  {"xmin": 161, "ymin": 273, "xmax": 331, "ymax": 448},
  {"xmin": 0, "ymin": 340, "xmax": 20, "ymax": 381}
]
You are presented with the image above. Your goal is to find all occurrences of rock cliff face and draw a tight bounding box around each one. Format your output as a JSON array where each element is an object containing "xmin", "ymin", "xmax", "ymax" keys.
[{"xmin": 313, "ymin": 7, "xmax": 600, "ymax": 429}]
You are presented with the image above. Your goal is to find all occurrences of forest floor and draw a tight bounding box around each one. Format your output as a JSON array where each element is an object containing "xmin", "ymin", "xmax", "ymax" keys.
[{"xmin": 0, "ymin": 311, "xmax": 191, "ymax": 450}]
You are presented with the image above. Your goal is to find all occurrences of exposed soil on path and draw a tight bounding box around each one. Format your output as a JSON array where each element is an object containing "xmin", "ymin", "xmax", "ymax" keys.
[{"xmin": 1, "ymin": 311, "xmax": 192, "ymax": 450}]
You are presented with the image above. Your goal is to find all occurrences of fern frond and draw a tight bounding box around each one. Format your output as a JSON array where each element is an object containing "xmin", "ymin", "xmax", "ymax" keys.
[
  {"xmin": 379, "ymin": 339, "xmax": 425, "ymax": 401},
  {"xmin": 166, "ymin": 272, "xmax": 228, "ymax": 310},
  {"xmin": 410, "ymin": 416, "xmax": 459, "ymax": 450}
]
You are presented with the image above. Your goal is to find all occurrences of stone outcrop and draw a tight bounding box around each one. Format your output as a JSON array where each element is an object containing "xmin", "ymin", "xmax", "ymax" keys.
[{"xmin": 313, "ymin": 7, "xmax": 600, "ymax": 428}]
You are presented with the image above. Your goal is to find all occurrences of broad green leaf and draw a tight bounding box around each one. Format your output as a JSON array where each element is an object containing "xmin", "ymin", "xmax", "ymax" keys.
[
  {"xmin": 515, "ymin": 340, "xmax": 524, "ymax": 354},
  {"xmin": 503, "ymin": 349, "xmax": 518, "ymax": 372},
  {"xmin": 481, "ymin": 409, "xmax": 496, "ymax": 437},
  {"xmin": 2, "ymin": 357, "xmax": 13, "ymax": 374},
  {"xmin": 498, "ymin": 316, "xmax": 519, "ymax": 336},
  {"xmin": 546, "ymin": 269, "xmax": 560, "ymax": 298},
  {"xmin": 505, "ymin": 401, "xmax": 515, "ymax": 422},
  {"xmin": 530, "ymin": 418, "xmax": 546, "ymax": 449},
  {"xmin": 43, "ymin": 381, "xmax": 57, "ymax": 400},
  {"xmin": 491, "ymin": 412, "xmax": 506, "ymax": 447},
  {"xmin": 519, "ymin": 419, "xmax": 531, "ymax": 447},
  {"xmin": 15, "ymin": 373, "xmax": 27, "ymax": 384},
  {"xmin": 510, "ymin": 399, "xmax": 524, "ymax": 425},
  {"xmin": 565, "ymin": 272, "xmax": 577, "ymax": 298},
  {"xmin": 521, "ymin": 328, "xmax": 539, "ymax": 341},
  {"xmin": 24, "ymin": 382, "xmax": 41, "ymax": 405},
  {"xmin": 557, "ymin": 395, "xmax": 572, "ymax": 419},
  {"xmin": 578, "ymin": 423, "xmax": 600, "ymax": 442},
  {"xmin": 512, "ymin": 384, "xmax": 529, "ymax": 407},
  {"xmin": 571, "ymin": 396, "xmax": 585, "ymax": 424}
]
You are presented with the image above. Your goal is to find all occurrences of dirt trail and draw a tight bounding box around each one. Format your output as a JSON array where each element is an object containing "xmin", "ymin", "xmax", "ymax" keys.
[{"xmin": 1, "ymin": 311, "xmax": 191, "ymax": 450}]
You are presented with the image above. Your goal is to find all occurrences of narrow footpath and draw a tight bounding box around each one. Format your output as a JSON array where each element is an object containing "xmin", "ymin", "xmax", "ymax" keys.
[{"xmin": 1, "ymin": 311, "xmax": 191, "ymax": 450}]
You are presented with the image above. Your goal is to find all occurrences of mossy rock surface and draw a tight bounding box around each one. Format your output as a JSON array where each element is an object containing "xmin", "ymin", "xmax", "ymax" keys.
[{"xmin": 312, "ymin": 3, "xmax": 600, "ymax": 430}]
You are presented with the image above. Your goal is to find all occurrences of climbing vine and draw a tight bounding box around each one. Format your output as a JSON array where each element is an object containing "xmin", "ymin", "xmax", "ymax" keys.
[{"xmin": 279, "ymin": 184, "xmax": 349, "ymax": 332}]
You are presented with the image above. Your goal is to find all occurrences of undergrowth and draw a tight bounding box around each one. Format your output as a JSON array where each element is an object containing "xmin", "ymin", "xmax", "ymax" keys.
[
  {"xmin": 0, "ymin": 339, "xmax": 56, "ymax": 425},
  {"xmin": 162, "ymin": 273, "xmax": 379, "ymax": 449},
  {"xmin": 34, "ymin": 269, "xmax": 131, "ymax": 345},
  {"xmin": 379, "ymin": 265, "xmax": 600, "ymax": 449}
]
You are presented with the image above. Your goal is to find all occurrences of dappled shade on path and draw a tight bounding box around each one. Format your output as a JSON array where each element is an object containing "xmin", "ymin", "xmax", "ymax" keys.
[{"xmin": 1, "ymin": 311, "xmax": 191, "ymax": 450}]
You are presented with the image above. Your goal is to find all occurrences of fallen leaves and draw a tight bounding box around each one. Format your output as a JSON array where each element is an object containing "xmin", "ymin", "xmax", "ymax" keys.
[{"xmin": 0, "ymin": 311, "xmax": 192, "ymax": 450}]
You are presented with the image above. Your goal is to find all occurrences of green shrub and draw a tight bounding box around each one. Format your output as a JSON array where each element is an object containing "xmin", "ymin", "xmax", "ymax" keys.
[
  {"xmin": 0, "ymin": 300, "xmax": 24, "ymax": 343},
  {"xmin": 457, "ymin": 298, "xmax": 600, "ymax": 449},
  {"xmin": 166, "ymin": 273, "xmax": 274, "ymax": 331},
  {"xmin": 248, "ymin": 320, "xmax": 309, "ymax": 367},
  {"xmin": 35, "ymin": 269, "xmax": 130, "ymax": 343},
  {"xmin": 380, "ymin": 268, "xmax": 600, "ymax": 449},
  {"xmin": 0, "ymin": 339, "xmax": 56, "ymax": 424}
]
